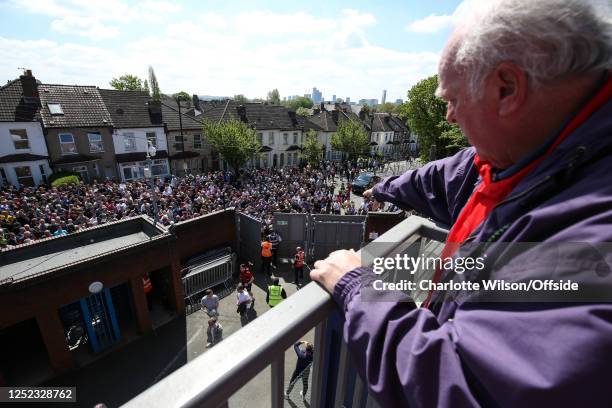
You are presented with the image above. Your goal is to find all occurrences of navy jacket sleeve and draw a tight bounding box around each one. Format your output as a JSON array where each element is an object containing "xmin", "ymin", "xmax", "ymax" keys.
[
  {"xmin": 373, "ymin": 148, "xmax": 478, "ymax": 226},
  {"xmin": 333, "ymin": 267, "xmax": 612, "ymax": 407}
]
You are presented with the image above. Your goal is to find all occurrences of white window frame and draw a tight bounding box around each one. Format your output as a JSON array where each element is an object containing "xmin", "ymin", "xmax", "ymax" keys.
[
  {"xmin": 293, "ymin": 132, "xmax": 298, "ymax": 144},
  {"xmin": 10, "ymin": 129, "xmax": 30, "ymax": 150},
  {"xmin": 14, "ymin": 166, "xmax": 34, "ymax": 187},
  {"xmin": 283, "ymin": 133, "xmax": 289, "ymax": 145},
  {"xmin": 123, "ymin": 132, "xmax": 136, "ymax": 152},
  {"xmin": 257, "ymin": 132, "xmax": 263, "ymax": 145},
  {"xmin": 146, "ymin": 132, "xmax": 157, "ymax": 148},
  {"xmin": 193, "ymin": 134, "xmax": 202, "ymax": 149},
  {"xmin": 268, "ymin": 132, "xmax": 274, "ymax": 145},
  {"xmin": 88, "ymin": 132, "xmax": 104, "ymax": 153},
  {"xmin": 59, "ymin": 133, "xmax": 77, "ymax": 155}
]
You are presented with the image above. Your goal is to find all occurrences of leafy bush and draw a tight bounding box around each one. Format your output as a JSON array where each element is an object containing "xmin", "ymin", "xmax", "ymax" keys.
[
  {"xmin": 48, "ymin": 171, "xmax": 79, "ymax": 184},
  {"xmin": 51, "ymin": 175, "xmax": 80, "ymax": 187}
]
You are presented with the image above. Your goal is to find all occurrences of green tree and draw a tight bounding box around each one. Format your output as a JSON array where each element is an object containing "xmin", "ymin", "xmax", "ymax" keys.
[
  {"xmin": 336, "ymin": 98, "xmax": 344, "ymax": 103},
  {"xmin": 173, "ymin": 91, "xmax": 190, "ymax": 101},
  {"xmin": 202, "ymin": 119, "xmax": 261, "ymax": 172},
  {"xmin": 148, "ymin": 66, "xmax": 162, "ymax": 101},
  {"xmin": 286, "ymin": 96, "xmax": 313, "ymax": 110},
  {"xmin": 267, "ymin": 89, "xmax": 280, "ymax": 105},
  {"xmin": 398, "ymin": 75, "xmax": 466, "ymax": 161},
  {"xmin": 378, "ymin": 102, "xmax": 398, "ymax": 114},
  {"xmin": 233, "ymin": 94, "xmax": 248, "ymax": 103},
  {"xmin": 296, "ymin": 107, "xmax": 311, "ymax": 116},
  {"xmin": 331, "ymin": 118, "xmax": 370, "ymax": 160},
  {"xmin": 109, "ymin": 74, "xmax": 144, "ymax": 91},
  {"xmin": 143, "ymin": 79, "xmax": 150, "ymax": 95},
  {"xmin": 301, "ymin": 129, "xmax": 324, "ymax": 164}
]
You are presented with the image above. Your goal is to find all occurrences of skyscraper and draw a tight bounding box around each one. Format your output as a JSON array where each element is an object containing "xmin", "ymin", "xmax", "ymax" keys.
[
  {"xmin": 382, "ymin": 89, "xmax": 387, "ymax": 104},
  {"xmin": 312, "ymin": 87, "xmax": 323, "ymax": 104}
]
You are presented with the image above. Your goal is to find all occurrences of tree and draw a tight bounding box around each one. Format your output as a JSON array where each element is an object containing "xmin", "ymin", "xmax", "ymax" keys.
[
  {"xmin": 109, "ymin": 74, "xmax": 144, "ymax": 91},
  {"xmin": 173, "ymin": 91, "xmax": 190, "ymax": 101},
  {"xmin": 148, "ymin": 66, "xmax": 162, "ymax": 101},
  {"xmin": 296, "ymin": 107, "xmax": 311, "ymax": 116},
  {"xmin": 301, "ymin": 129, "xmax": 324, "ymax": 165},
  {"xmin": 336, "ymin": 98, "xmax": 344, "ymax": 104},
  {"xmin": 267, "ymin": 89, "xmax": 280, "ymax": 105},
  {"xmin": 378, "ymin": 102, "xmax": 398, "ymax": 114},
  {"xmin": 286, "ymin": 96, "xmax": 313, "ymax": 111},
  {"xmin": 202, "ymin": 119, "xmax": 261, "ymax": 172},
  {"xmin": 398, "ymin": 75, "xmax": 466, "ymax": 161},
  {"xmin": 143, "ymin": 79, "xmax": 150, "ymax": 95},
  {"xmin": 233, "ymin": 94, "xmax": 248, "ymax": 103},
  {"xmin": 331, "ymin": 118, "xmax": 370, "ymax": 160}
]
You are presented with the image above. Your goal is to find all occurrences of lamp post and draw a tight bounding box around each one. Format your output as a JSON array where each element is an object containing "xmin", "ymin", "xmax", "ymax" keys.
[{"xmin": 144, "ymin": 141, "xmax": 159, "ymax": 228}]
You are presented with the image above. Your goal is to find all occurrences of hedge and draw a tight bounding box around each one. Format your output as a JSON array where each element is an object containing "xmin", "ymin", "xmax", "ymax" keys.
[{"xmin": 51, "ymin": 175, "xmax": 80, "ymax": 187}]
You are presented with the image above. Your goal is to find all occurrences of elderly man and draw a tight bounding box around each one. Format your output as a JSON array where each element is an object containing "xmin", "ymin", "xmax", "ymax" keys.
[{"xmin": 311, "ymin": 0, "xmax": 612, "ymax": 406}]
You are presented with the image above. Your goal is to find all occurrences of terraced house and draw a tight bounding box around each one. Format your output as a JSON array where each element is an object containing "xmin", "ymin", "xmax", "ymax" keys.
[
  {"xmin": 99, "ymin": 89, "xmax": 170, "ymax": 181},
  {"xmin": 38, "ymin": 84, "xmax": 117, "ymax": 181},
  {"xmin": 0, "ymin": 71, "xmax": 52, "ymax": 187}
]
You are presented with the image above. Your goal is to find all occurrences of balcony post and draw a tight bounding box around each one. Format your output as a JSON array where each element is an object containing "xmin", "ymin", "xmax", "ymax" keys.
[{"xmin": 271, "ymin": 355, "xmax": 285, "ymax": 408}]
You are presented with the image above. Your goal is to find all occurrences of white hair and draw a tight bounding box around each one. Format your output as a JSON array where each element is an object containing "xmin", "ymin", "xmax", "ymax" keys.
[{"xmin": 450, "ymin": 0, "xmax": 612, "ymax": 98}]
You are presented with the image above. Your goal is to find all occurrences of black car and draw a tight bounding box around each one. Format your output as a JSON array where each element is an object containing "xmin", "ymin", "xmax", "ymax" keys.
[{"xmin": 351, "ymin": 173, "xmax": 381, "ymax": 195}]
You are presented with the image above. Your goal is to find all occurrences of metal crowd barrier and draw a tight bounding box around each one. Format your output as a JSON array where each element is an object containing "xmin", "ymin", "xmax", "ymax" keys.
[
  {"xmin": 182, "ymin": 253, "xmax": 235, "ymax": 315},
  {"xmin": 124, "ymin": 215, "xmax": 448, "ymax": 408}
]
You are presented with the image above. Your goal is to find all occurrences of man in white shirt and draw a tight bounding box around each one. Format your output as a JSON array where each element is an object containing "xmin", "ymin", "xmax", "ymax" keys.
[
  {"xmin": 200, "ymin": 289, "xmax": 219, "ymax": 317},
  {"xmin": 236, "ymin": 284, "xmax": 252, "ymax": 326}
]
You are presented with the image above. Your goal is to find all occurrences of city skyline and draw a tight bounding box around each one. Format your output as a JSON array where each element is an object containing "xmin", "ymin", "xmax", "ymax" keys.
[{"xmin": 0, "ymin": 0, "xmax": 467, "ymax": 101}]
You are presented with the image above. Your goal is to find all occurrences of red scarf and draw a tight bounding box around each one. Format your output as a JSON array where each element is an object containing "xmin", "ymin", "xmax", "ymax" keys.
[{"xmin": 423, "ymin": 77, "xmax": 612, "ymax": 308}]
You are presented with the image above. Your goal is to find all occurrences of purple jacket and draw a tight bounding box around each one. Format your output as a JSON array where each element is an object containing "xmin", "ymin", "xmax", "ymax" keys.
[{"xmin": 334, "ymin": 98, "xmax": 612, "ymax": 407}]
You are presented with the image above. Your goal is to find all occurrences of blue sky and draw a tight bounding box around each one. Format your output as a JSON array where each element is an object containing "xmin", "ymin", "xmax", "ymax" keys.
[{"xmin": 0, "ymin": 0, "xmax": 463, "ymax": 102}]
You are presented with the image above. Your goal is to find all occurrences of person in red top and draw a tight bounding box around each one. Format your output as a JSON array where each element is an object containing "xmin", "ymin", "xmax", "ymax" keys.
[
  {"xmin": 142, "ymin": 273, "xmax": 153, "ymax": 310},
  {"xmin": 240, "ymin": 262, "xmax": 255, "ymax": 292},
  {"xmin": 293, "ymin": 246, "xmax": 306, "ymax": 286}
]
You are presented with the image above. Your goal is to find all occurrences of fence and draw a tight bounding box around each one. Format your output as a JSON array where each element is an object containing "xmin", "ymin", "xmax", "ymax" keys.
[{"xmin": 182, "ymin": 251, "xmax": 235, "ymax": 315}]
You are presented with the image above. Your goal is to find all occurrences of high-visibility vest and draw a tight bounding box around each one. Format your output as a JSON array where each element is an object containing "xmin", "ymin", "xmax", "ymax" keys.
[
  {"xmin": 142, "ymin": 274, "xmax": 153, "ymax": 293},
  {"xmin": 267, "ymin": 285, "xmax": 283, "ymax": 307},
  {"xmin": 261, "ymin": 241, "xmax": 272, "ymax": 257}
]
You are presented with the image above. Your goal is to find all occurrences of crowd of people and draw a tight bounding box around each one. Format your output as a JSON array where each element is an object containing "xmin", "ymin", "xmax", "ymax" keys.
[{"xmin": 0, "ymin": 161, "xmax": 397, "ymax": 249}]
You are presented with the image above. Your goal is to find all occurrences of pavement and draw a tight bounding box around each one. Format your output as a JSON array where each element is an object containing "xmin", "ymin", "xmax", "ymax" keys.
[{"xmin": 39, "ymin": 261, "xmax": 314, "ymax": 408}]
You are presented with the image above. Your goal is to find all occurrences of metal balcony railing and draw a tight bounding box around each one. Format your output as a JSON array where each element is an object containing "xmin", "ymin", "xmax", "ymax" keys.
[{"xmin": 123, "ymin": 215, "xmax": 448, "ymax": 408}]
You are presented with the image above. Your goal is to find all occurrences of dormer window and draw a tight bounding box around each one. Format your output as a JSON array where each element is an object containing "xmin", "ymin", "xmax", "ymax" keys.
[{"xmin": 48, "ymin": 103, "xmax": 63, "ymax": 115}]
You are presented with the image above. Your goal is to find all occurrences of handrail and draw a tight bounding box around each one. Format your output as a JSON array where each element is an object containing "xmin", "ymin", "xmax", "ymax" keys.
[{"xmin": 123, "ymin": 215, "xmax": 447, "ymax": 408}]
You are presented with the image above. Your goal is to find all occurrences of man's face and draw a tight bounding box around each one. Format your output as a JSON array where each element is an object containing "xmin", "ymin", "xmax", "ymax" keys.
[{"xmin": 436, "ymin": 42, "xmax": 511, "ymax": 168}]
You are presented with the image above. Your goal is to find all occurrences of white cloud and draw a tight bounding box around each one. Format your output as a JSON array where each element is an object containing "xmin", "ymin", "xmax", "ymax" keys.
[
  {"xmin": 50, "ymin": 16, "xmax": 120, "ymax": 40},
  {"xmin": 405, "ymin": 13, "xmax": 453, "ymax": 33},
  {"xmin": 1, "ymin": 7, "xmax": 440, "ymax": 101}
]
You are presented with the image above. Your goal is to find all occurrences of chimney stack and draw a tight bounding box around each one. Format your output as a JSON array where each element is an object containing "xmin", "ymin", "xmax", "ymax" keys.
[
  {"xmin": 20, "ymin": 69, "xmax": 39, "ymax": 101},
  {"xmin": 237, "ymin": 105, "xmax": 247, "ymax": 122},
  {"xmin": 320, "ymin": 102, "xmax": 325, "ymax": 112},
  {"xmin": 192, "ymin": 94, "xmax": 201, "ymax": 111},
  {"xmin": 288, "ymin": 110, "xmax": 298, "ymax": 126},
  {"xmin": 332, "ymin": 110, "xmax": 339, "ymax": 123}
]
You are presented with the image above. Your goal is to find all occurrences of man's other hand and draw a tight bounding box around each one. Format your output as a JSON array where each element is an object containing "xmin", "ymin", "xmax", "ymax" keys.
[{"xmin": 310, "ymin": 249, "xmax": 361, "ymax": 293}]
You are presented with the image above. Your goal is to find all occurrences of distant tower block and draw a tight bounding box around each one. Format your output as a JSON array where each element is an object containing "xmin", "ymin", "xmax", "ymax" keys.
[{"xmin": 382, "ymin": 89, "xmax": 387, "ymax": 105}]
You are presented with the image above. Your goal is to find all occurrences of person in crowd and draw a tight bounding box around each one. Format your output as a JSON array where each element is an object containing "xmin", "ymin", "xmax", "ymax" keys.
[
  {"xmin": 261, "ymin": 236, "xmax": 273, "ymax": 278},
  {"xmin": 293, "ymin": 246, "xmax": 306, "ymax": 286},
  {"xmin": 285, "ymin": 341, "xmax": 314, "ymax": 401},
  {"xmin": 236, "ymin": 284, "xmax": 252, "ymax": 326},
  {"xmin": 206, "ymin": 317, "xmax": 223, "ymax": 348},
  {"xmin": 310, "ymin": 0, "xmax": 612, "ymax": 406},
  {"xmin": 239, "ymin": 263, "xmax": 255, "ymax": 293},
  {"xmin": 268, "ymin": 229, "xmax": 282, "ymax": 269},
  {"xmin": 200, "ymin": 289, "xmax": 219, "ymax": 318}
]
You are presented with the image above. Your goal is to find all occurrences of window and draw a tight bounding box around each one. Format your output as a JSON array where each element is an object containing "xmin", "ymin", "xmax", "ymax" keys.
[
  {"xmin": 48, "ymin": 103, "xmax": 64, "ymax": 115},
  {"xmin": 72, "ymin": 165, "xmax": 88, "ymax": 182},
  {"xmin": 268, "ymin": 132, "xmax": 274, "ymax": 145},
  {"xmin": 10, "ymin": 129, "xmax": 29, "ymax": 150},
  {"xmin": 283, "ymin": 133, "xmax": 288, "ymax": 145},
  {"xmin": 0, "ymin": 168, "xmax": 8, "ymax": 185},
  {"xmin": 14, "ymin": 166, "xmax": 34, "ymax": 187},
  {"xmin": 59, "ymin": 133, "xmax": 77, "ymax": 154},
  {"xmin": 123, "ymin": 133, "xmax": 136, "ymax": 151},
  {"xmin": 88, "ymin": 132, "xmax": 104, "ymax": 152},
  {"xmin": 293, "ymin": 132, "xmax": 298, "ymax": 144},
  {"xmin": 257, "ymin": 132, "xmax": 263, "ymax": 144},
  {"xmin": 151, "ymin": 159, "xmax": 168, "ymax": 176},
  {"xmin": 193, "ymin": 134, "xmax": 202, "ymax": 149},
  {"xmin": 175, "ymin": 135, "xmax": 184, "ymax": 142},
  {"xmin": 146, "ymin": 132, "xmax": 157, "ymax": 148},
  {"xmin": 39, "ymin": 164, "xmax": 47, "ymax": 184}
]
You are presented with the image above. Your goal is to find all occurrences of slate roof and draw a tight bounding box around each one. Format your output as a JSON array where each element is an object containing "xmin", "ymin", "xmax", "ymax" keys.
[
  {"xmin": 370, "ymin": 113, "xmax": 410, "ymax": 133},
  {"xmin": 115, "ymin": 150, "xmax": 169, "ymax": 163},
  {"xmin": 99, "ymin": 89, "xmax": 163, "ymax": 129},
  {"xmin": 0, "ymin": 79, "xmax": 41, "ymax": 122},
  {"xmin": 161, "ymin": 95, "xmax": 205, "ymax": 131},
  {"xmin": 38, "ymin": 84, "xmax": 112, "ymax": 128},
  {"xmin": 309, "ymin": 109, "xmax": 367, "ymax": 132},
  {"xmin": 197, "ymin": 100, "xmax": 322, "ymax": 131}
]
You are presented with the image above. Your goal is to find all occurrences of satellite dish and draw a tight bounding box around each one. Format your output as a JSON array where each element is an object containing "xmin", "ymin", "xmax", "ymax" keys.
[{"xmin": 88, "ymin": 281, "xmax": 103, "ymax": 294}]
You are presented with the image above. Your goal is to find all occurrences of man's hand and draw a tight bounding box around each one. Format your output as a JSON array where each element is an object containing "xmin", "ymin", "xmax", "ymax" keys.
[
  {"xmin": 310, "ymin": 249, "xmax": 362, "ymax": 293},
  {"xmin": 363, "ymin": 189, "xmax": 382, "ymax": 211}
]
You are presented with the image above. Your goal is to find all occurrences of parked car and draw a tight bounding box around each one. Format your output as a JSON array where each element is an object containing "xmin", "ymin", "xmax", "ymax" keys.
[{"xmin": 351, "ymin": 173, "xmax": 381, "ymax": 195}]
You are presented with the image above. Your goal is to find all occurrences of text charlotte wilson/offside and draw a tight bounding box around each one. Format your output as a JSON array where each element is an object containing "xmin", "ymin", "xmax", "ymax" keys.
[{"xmin": 372, "ymin": 279, "xmax": 579, "ymax": 292}]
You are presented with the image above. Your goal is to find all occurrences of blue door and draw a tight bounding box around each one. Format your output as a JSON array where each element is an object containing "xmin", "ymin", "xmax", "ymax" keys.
[{"xmin": 80, "ymin": 288, "xmax": 121, "ymax": 353}]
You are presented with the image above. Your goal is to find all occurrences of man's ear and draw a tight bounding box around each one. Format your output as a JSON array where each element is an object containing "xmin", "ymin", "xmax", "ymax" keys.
[{"xmin": 493, "ymin": 62, "xmax": 528, "ymax": 116}]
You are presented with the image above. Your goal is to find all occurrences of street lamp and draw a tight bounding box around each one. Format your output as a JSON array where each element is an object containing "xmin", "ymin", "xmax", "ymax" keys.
[{"xmin": 144, "ymin": 141, "xmax": 159, "ymax": 228}]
